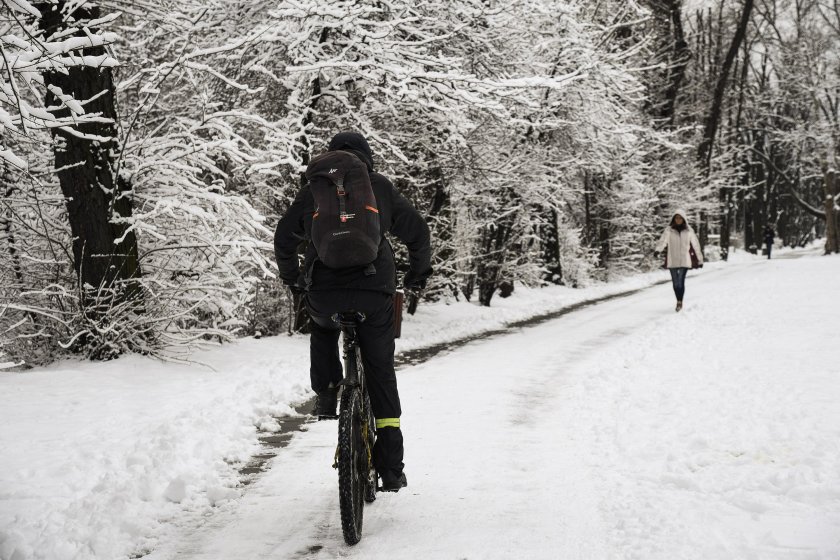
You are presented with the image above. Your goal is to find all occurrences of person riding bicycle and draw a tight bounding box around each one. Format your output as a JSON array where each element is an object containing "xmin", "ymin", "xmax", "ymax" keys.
[{"xmin": 274, "ymin": 131, "xmax": 432, "ymax": 492}]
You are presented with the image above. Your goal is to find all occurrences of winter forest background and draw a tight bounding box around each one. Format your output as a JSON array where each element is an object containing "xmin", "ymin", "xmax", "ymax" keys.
[{"xmin": 1, "ymin": 0, "xmax": 839, "ymax": 366}]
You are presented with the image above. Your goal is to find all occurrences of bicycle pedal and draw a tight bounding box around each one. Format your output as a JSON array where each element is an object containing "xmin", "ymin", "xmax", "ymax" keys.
[{"xmin": 317, "ymin": 414, "xmax": 339, "ymax": 421}]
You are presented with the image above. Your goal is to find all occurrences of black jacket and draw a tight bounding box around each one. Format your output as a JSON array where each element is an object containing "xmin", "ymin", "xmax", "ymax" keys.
[{"xmin": 274, "ymin": 133, "xmax": 431, "ymax": 294}]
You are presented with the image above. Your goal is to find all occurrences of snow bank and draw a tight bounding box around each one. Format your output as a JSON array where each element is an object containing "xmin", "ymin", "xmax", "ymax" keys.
[{"xmin": 0, "ymin": 343, "xmax": 311, "ymax": 560}]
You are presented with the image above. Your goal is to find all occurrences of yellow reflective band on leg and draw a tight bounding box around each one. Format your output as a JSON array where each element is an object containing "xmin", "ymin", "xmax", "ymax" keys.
[{"xmin": 376, "ymin": 418, "xmax": 400, "ymax": 429}]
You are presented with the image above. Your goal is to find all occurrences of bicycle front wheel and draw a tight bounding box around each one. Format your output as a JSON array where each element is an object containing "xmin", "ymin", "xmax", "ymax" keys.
[{"xmin": 337, "ymin": 386, "xmax": 365, "ymax": 545}]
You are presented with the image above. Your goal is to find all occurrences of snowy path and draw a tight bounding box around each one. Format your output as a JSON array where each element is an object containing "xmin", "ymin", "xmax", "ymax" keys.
[
  {"xmin": 0, "ymin": 256, "xmax": 738, "ymax": 560},
  {"xmin": 146, "ymin": 255, "xmax": 840, "ymax": 560}
]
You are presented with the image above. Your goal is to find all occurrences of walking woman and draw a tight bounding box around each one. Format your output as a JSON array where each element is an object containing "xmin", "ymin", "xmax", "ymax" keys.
[{"xmin": 655, "ymin": 209, "xmax": 704, "ymax": 311}]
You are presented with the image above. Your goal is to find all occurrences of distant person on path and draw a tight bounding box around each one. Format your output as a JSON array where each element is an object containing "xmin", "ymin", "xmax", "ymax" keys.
[
  {"xmin": 763, "ymin": 224, "xmax": 775, "ymax": 259},
  {"xmin": 274, "ymin": 131, "xmax": 432, "ymax": 492},
  {"xmin": 654, "ymin": 209, "xmax": 704, "ymax": 312}
]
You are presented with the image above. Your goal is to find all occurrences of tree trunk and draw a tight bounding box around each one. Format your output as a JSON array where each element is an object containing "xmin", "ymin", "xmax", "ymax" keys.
[
  {"xmin": 644, "ymin": 0, "xmax": 691, "ymax": 126},
  {"xmin": 540, "ymin": 208, "xmax": 562, "ymax": 284},
  {"xmin": 38, "ymin": 3, "xmax": 141, "ymax": 315},
  {"xmin": 424, "ymin": 165, "xmax": 455, "ymax": 296},
  {"xmin": 697, "ymin": 0, "xmax": 754, "ymax": 168},
  {"xmin": 476, "ymin": 191, "xmax": 518, "ymax": 307},
  {"xmin": 745, "ymin": 147, "xmax": 765, "ymax": 253},
  {"xmin": 825, "ymin": 169, "xmax": 840, "ymax": 254},
  {"xmin": 719, "ymin": 188, "xmax": 732, "ymax": 260},
  {"xmin": 461, "ymin": 273, "xmax": 474, "ymax": 303},
  {"xmin": 1, "ymin": 163, "xmax": 25, "ymax": 289},
  {"xmin": 583, "ymin": 172, "xmax": 593, "ymax": 246},
  {"xmin": 476, "ymin": 222, "xmax": 511, "ymax": 307},
  {"xmin": 583, "ymin": 172, "xmax": 611, "ymax": 267}
]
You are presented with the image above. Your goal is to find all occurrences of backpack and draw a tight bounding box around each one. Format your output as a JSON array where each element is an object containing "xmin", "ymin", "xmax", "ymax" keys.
[{"xmin": 305, "ymin": 150, "xmax": 381, "ymax": 269}]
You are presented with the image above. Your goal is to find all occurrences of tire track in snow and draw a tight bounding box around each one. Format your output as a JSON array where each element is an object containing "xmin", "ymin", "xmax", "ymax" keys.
[{"xmin": 235, "ymin": 278, "xmax": 677, "ymax": 484}]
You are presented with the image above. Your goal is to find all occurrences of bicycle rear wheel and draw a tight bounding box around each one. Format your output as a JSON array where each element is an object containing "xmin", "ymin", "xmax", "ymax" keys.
[{"xmin": 337, "ymin": 386, "xmax": 365, "ymax": 545}]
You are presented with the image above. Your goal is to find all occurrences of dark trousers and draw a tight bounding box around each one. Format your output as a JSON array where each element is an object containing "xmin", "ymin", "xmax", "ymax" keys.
[
  {"xmin": 766, "ymin": 243, "xmax": 772, "ymax": 259},
  {"xmin": 306, "ymin": 290, "xmax": 404, "ymax": 478},
  {"xmin": 669, "ymin": 267, "xmax": 688, "ymax": 301}
]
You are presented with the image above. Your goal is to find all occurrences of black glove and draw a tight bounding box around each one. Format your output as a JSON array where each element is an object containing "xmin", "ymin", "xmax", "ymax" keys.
[
  {"xmin": 403, "ymin": 270, "xmax": 427, "ymax": 292},
  {"xmin": 653, "ymin": 251, "xmax": 661, "ymax": 259},
  {"xmin": 283, "ymin": 278, "xmax": 305, "ymax": 297}
]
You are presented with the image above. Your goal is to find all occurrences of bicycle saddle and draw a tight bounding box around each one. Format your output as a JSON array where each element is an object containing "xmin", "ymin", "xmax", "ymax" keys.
[{"xmin": 332, "ymin": 311, "xmax": 367, "ymax": 327}]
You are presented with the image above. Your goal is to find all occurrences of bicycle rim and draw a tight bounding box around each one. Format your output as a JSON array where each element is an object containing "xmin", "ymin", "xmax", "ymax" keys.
[{"xmin": 338, "ymin": 387, "xmax": 365, "ymax": 545}]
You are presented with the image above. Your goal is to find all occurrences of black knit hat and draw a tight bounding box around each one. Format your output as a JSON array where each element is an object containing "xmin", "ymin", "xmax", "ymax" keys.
[{"xmin": 327, "ymin": 131, "xmax": 374, "ymax": 171}]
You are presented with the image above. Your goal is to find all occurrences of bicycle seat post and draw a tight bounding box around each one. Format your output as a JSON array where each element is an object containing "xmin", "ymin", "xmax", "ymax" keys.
[{"xmin": 333, "ymin": 311, "xmax": 366, "ymax": 386}]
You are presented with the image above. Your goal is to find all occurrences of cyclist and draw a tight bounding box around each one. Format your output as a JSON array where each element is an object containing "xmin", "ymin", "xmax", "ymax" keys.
[{"xmin": 274, "ymin": 131, "xmax": 431, "ymax": 492}]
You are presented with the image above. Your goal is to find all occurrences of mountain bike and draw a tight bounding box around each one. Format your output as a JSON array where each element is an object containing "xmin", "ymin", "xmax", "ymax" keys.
[{"xmin": 332, "ymin": 311, "xmax": 377, "ymax": 545}]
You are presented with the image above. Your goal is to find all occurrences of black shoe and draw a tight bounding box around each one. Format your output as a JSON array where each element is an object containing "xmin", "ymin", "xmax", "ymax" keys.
[
  {"xmin": 380, "ymin": 472, "xmax": 407, "ymax": 492},
  {"xmin": 313, "ymin": 388, "xmax": 338, "ymax": 419}
]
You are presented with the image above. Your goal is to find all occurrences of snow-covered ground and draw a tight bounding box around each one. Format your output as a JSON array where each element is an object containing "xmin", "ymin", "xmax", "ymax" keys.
[{"xmin": 2, "ymin": 247, "xmax": 838, "ymax": 559}]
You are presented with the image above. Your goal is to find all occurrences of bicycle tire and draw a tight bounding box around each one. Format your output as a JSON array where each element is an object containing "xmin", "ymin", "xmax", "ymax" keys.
[
  {"xmin": 363, "ymin": 390, "xmax": 377, "ymax": 504},
  {"xmin": 337, "ymin": 386, "xmax": 365, "ymax": 545}
]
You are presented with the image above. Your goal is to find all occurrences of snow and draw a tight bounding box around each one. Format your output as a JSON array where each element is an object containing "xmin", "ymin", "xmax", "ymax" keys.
[
  {"xmin": 0, "ymin": 150, "xmax": 26, "ymax": 171},
  {"xmin": 2, "ymin": 248, "xmax": 839, "ymax": 559},
  {"xmin": 0, "ymin": 347, "xmax": 311, "ymax": 560},
  {"xmin": 0, "ymin": 107, "xmax": 16, "ymax": 132},
  {"xmin": 0, "ymin": 354, "xmax": 18, "ymax": 370},
  {"xmin": 3, "ymin": 0, "xmax": 39, "ymax": 18},
  {"xmin": 46, "ymin": 85, "xmax": 85, "ymax": 115},
  {"xmin": 41, "ymin": 35, "xmax": 120, "ymax": 57}
]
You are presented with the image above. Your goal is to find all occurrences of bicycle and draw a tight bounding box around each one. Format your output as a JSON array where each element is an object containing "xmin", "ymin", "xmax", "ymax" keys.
[{"xmin": 331, "ymin": 311, "xmax": 377, "ymax": 545}]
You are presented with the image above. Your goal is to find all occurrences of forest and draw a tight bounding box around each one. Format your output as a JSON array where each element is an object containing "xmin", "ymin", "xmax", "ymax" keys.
[{"xmin": 1, "ymin": 0, "xmax": 838, "ymax": 366}]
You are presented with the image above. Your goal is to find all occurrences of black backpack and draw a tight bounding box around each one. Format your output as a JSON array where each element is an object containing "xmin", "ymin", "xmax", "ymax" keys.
[{"xmin": 305, "ymin": 151, "xmax": 381, "ymax": 269}]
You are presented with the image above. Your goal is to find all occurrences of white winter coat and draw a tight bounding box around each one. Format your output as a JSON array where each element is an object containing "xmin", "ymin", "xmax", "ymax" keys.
[{"xmin": 656, "ymin": 209, "xmax": 704, "ymax": 269}]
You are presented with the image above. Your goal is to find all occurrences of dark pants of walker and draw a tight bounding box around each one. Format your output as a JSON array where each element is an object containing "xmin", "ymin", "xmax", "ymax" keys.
[
  {"xmin": 766, "ymin": 243, "xmax": 773, "ymax": 259},
  {"xmin": 306, "ymin": 289, "xmax": 404, "ymax": 480},
  {"xmin": 669, "ymin": 267, "xmax": 688, "ymax": 301}
]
